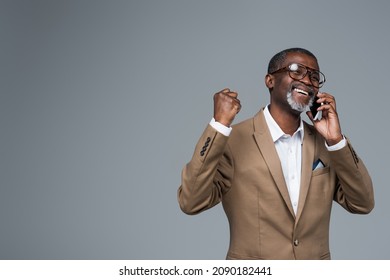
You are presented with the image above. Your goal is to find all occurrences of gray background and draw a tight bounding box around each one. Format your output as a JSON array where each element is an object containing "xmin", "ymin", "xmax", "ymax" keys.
[{"xmin": 1, "ymin": 0, "xmax": 389, "ymax": 259}]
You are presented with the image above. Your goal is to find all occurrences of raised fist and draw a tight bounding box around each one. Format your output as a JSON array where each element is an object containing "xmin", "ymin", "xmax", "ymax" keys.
[{"xmin": 213, "ymin": 88, "xmax": 241, "ymax": 127}]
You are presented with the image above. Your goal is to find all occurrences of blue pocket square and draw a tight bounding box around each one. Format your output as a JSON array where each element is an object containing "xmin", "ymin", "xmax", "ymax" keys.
[{"xmin": 312, "ymin": 159, "xmax": 325, "ymax": 170}]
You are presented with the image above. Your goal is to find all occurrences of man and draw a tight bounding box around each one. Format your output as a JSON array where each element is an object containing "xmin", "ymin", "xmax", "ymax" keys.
[{"xmin": 178, "ymin": 48, "xmax": 374, "ymax": 260}]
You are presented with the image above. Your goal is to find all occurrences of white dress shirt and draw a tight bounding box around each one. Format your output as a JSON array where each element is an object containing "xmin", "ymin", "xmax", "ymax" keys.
[
  {"xmin": 210, "ymin": 105, "xmax": 346, "ymax": 215},
  {"xmin": 263, "ymin": 106, "xmax": 303, "ymax": 214}
]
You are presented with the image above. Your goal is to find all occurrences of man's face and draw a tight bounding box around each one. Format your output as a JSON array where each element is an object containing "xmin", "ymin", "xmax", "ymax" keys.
[{"xmin": 268, "ymin": 52, "xmax": 320, "ymax": 115}]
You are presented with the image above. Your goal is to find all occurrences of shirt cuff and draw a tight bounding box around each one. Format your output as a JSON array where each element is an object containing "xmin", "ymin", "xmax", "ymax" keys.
[
  {"xmin": 209, "ymin": 118, "xmax": 232, "ymax": 137},
  {"xmin": 325, "ymin": 136, "xmax": 347, "ymax": 151}
]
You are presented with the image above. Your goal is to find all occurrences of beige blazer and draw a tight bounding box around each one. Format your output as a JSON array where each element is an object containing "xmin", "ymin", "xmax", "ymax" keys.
[{"xmin": 178, "ymin": 109, "xmax": 374, "ymax": 260}]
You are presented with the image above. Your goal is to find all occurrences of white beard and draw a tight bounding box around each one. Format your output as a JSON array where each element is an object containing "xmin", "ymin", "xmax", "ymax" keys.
[{"xmin": 287, "ymin": 91, "xmax": 314, "ymax": 113}]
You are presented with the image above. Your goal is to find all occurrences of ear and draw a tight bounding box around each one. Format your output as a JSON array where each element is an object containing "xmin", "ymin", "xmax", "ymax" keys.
[{"xmin": 265, "ymin": 74, "xmax": 274, "ymax": 90}]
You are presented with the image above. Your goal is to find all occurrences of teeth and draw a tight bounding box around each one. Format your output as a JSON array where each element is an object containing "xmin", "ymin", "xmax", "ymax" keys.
[{"xmin": 294, "ymin": 88, "xmax": 309, "ymax": 96}]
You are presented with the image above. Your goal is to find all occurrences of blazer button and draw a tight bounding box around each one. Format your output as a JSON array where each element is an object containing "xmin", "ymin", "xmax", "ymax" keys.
[{"xmin": 294, "ymin": 239, "xmax": 299, "ymax": 246}]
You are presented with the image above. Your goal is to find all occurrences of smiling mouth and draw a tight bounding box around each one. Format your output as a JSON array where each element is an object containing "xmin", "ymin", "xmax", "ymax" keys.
[{"xmin": 292, "ymin": 86, "xmax": 313, "ymax": 96}]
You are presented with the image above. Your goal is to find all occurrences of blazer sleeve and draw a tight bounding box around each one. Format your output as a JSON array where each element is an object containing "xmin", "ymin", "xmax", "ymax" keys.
[
  {"xmin": 178, "ymin": 124, "xmax": 234, "ymax": 215},
  {"xmin": 331, "ymin": 139, "xmax": 375, "ymax": 214}
]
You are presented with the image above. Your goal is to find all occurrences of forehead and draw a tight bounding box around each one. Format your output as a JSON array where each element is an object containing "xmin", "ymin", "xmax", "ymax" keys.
[{"xmin": 284, "ymin": 52, "xmax": 319, "ymax": 70}]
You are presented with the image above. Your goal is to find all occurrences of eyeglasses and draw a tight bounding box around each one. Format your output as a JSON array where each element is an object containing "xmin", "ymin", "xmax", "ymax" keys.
[{"xmin": 270, "ymin": 63, "xmax": 326, "ymax": 88}]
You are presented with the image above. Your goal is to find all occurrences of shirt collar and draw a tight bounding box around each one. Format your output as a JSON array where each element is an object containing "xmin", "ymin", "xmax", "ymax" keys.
[{"xmin": 263, "ymin": 105, "xmax": 304, "ymax": 144}]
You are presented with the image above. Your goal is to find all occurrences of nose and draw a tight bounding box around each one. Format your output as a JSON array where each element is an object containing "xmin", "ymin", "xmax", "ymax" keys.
[{"xmin": 300, "ymin": 72, "xmax": 312, "ymax": 87}]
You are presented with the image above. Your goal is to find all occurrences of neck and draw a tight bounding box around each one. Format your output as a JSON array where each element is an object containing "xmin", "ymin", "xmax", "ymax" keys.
[{"xmin": 268, "ymin": 104, "xmax": 301, "ymax": 136}]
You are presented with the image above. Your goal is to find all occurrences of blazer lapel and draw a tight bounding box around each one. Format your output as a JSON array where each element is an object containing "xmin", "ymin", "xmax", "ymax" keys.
[
  {"xmin": 252, "ymin": 110, "xmax": 295, "ymax": 218},
  {"xmin": 295, "ymin": 123, "xmax": 316, "ymax": 223}
]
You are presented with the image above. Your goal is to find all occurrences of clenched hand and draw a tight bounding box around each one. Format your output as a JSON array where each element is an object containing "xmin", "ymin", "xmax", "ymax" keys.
[{"xmin": 213, "ymin": 88, "xmax": 241, "ymax": 127}]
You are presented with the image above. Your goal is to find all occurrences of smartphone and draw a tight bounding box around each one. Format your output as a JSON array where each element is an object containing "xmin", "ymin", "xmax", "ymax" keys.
[{"xmin": 310, "ymin": 94, "xmax": 322, "ymax": 121}]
